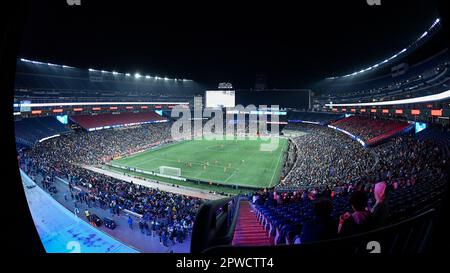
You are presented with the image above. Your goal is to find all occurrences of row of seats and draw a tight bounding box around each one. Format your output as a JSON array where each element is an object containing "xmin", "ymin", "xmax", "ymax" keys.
[
  {"xmin": 70, "ymin": 112, "xmax": 167, "ymax": 130},
  {"xmin": 253, "ymin": 177, "xmax": 446, "ymax": 246}
]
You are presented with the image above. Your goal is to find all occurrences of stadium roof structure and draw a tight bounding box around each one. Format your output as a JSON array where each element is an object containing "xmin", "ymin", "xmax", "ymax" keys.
[
  {"xmin": 325, "ymin": 88, "xmax": 450, "ymax": 107},
  {"xmin": 326, "ymin": 18, "xmax": 442, "ymax": 80},
  {"xmin": 19, "ymin": 58, "xmax": 193, "ymax": 82}
]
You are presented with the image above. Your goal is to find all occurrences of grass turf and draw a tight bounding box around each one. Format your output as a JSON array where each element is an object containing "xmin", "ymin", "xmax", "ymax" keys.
[{"xmin": 110, "ymin": 137, "xmax": 288, "ymax": 189}]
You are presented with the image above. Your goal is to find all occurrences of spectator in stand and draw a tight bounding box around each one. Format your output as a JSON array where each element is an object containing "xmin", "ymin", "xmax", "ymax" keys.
[
  {"xmin": 338, "ymin": 191, "xmax": 371, "ymax": 236},
  {"xmin": 370, "ymin": 182, "xmax": 389, "ymax": 229},
  {"xmin": 299, "ymin": 198, "xmax": 337, "ymax": 243}
]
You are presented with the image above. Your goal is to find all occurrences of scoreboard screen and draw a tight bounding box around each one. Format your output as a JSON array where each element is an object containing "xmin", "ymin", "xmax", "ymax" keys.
[{"xmin": 205, "ymin": 90, "xmax": 235, "ymax": 108}]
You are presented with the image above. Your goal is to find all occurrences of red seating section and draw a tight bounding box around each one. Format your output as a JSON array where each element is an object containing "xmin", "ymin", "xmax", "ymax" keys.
[
  {"xmin": 71, "ymin": 112, "xmax": 166, "ymax": 129},
  {"xmin": 331, "ymin": 116, "xmax": 411, "ymax": 145}
]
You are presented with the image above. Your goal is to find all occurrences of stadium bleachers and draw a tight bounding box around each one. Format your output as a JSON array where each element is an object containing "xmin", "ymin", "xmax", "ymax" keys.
[
  {"xmin": 70, "ymin": 112, "xmax": 167, "ymax": 130},
  {"xmin": 315, "ymin": 50, "xmax": 450, "ymax": 105},
  {"xmin": 249, "ymin": 173, "xmax": 446, "ymax": 246},
  {"xmin": 287, "ymin": 111, "xmax": 344, "ymax": 125},
  {"xmin": 330, "ymin": 116, "xmax": 412, "ymax": 145},
  {"xmin": 415, "ymin": 126, "xmax": 450, "ymax": 158},
  {"xmin": 15, "ymin": 116, "xmax": 71, "ymax": 146}
]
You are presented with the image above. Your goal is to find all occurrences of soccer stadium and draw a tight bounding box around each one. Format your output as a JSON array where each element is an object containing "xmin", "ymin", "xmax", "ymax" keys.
[{"xmin": 6, "ymin": 0, "xmax": 450, "ymax": 261}]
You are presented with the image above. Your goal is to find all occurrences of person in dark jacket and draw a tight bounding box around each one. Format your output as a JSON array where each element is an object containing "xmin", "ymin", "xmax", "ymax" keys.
[
  {"xmin": 371, "ymin": 182, "xmax": 389, "ymax": 228},
  {"xmin": 299, "ymin": 198, "xmax": 337, "ymax": 243},
  {"xmin": 127, "ymin": 216, "xmax": 133, "ymax": 230},
  {"xmin": 138, "ymin": 219, "xmax": 144, "ymax": 233},
  {"xmin": 338, "ymin": 191, "xmax": 372, "ymax": 236}
]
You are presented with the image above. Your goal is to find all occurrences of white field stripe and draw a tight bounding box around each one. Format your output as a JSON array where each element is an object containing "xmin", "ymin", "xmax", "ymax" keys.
[{"xmin": 268, "ymin": 140, "xmax": 286, "ymax": 188}]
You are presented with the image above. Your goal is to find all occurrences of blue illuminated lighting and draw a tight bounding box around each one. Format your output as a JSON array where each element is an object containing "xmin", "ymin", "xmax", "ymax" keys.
[
  {"xmin": 56, "ymin": 115, "xmax": 68, "ymax": 125},
  {"xmin": 415, "ymin": 122, "xmax": 427, "ymax": 133}
]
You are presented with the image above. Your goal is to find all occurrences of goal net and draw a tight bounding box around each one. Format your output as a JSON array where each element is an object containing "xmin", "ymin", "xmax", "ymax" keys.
[{"xmin": 159, "ymin": 166, "xmax": 181, "ymax": 177}]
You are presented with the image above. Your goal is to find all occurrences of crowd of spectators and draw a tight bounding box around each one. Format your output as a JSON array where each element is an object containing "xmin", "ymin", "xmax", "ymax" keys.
[
  {"xmin": 17, "ymin": 117, "xmax": 449, "ymax": 245},
  {"xmin": 280, "ymin": 125, "xmax": 376, "ymax": 189},
  {"xmin": 279, "ymin": 123, "xmax": 446, "ymax": 192},
  {"xmin": 19, "ymin": 122, "xmax": 203, "ymax": 247},
  {"xmin": 256, "ymin": 122, "xmax": 448, "ymax": 242},
  {"xmin": 26, "ymin": 122, "xmax": 172, "ymax": 166}
]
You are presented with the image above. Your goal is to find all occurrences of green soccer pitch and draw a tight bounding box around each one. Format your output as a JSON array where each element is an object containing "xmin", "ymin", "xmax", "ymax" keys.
[{"xmin": 110, "ymin": 137, "xmax": 289, "ymax": 189}]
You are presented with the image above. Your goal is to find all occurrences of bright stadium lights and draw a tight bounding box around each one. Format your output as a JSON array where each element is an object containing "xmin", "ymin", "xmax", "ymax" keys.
[
  {"xmin": 19, "ymin": 57, "xmax": 194, "ymax": 81},
  {"xmin": 326, "ymin": 17, "xmax": 441, "ymax": 80},
  {"xmin": 420, "ymin": 31, "xmax": 428, "ymax": 39}
]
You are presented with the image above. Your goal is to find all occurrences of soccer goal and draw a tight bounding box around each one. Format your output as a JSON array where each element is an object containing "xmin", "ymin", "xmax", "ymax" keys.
[{"xmin": 159, "ymin": 166, "xmax": 182, "ymax": 177}]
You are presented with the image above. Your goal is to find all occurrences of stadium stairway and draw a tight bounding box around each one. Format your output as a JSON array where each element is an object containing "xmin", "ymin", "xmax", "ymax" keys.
[{"xmin": 232, "ymin": 201, "xmax": 274, "ymax": 247}]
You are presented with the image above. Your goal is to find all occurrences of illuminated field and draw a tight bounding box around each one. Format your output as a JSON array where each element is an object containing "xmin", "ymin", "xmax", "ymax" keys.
[{"xmin": 110, "ymin": 137, "xmax": 288, "ymax": 189}]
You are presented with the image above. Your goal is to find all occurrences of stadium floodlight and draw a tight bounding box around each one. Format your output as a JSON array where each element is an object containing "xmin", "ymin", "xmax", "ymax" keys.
[
  {"xmin": 164, "ymin": 77, "xmax": 169, "ymax": 81},
  {"xmin": 89, "ymin": 68, "xmax": 95, "ymax": 72},
  {"xmin": 112, "ymin": 71, "xmax": 118, "ymax": 75},
  {"xmin": 125, "ymin": 73, "xmax": 131, "ymax": 77},
  {"xmin": 101, "ymin": 70, "xmax": 107, "ymax": 73},
  {"xmin": 145, "ymin": 75, "xmax": 151, "ymax": 79},
  {"xmin": 135, "ymin": 73, "xmax": 142, "ymax": 79}
]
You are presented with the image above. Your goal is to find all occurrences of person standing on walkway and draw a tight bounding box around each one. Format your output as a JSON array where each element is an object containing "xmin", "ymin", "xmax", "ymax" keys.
[
  {"xmin": 128, "ymin": 216, "xmax": 133, "ymax": 230},
  {"xmin": 74, "ymin": 207, "xmax": 80, "ymax": 217},
  {"xmin": 143, "ymin": 221, "xmax": 150, "ymax": 236},
  {"xmin": 139, "ymin": 219, "xmax": 144, "ymax": 234},
  {"xmin": 84, "ymin": 209, "xmax": 90, "ymax": 222}
]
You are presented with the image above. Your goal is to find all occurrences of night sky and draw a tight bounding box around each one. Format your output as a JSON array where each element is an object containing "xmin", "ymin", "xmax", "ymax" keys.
[{"xmin": 18, "ymin": 0, "xmax": 445, "ymax": 89}]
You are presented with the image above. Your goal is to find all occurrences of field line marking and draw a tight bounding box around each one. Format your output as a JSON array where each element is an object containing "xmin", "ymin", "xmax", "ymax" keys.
[
  {"xmin": 268, "ymin": 140, "xmax": 286, "ymax": 188},
  {"xmin": 224, "ymin": 169, "xmax": 238, "ymax": 183}
]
